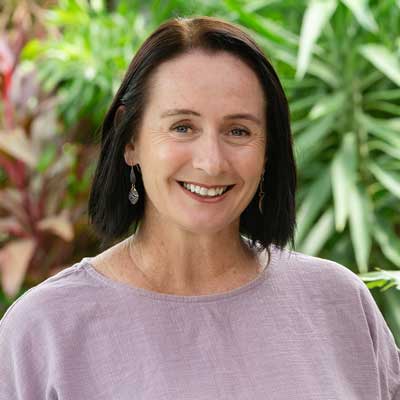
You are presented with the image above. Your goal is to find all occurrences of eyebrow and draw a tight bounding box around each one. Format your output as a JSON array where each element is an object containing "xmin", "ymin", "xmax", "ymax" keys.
[{"xmin": 160, "ymin": 108, "xmax": 262, "ymax": 126}]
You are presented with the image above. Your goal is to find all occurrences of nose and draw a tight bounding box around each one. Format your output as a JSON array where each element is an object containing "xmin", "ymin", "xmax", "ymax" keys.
[{"xmin": 192, "ymin": 131, "xmax": 229, "ymax": 176}]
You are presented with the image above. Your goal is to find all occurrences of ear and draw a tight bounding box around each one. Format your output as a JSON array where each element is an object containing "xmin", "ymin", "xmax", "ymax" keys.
[
  {"xmin": 114, "ymin": 105, "xmax": 126, "ymax": 130},
  {"xmin": 124, "ymin": 139, "xmax": 139, "ymax": 167},
  {"xmin": 116, "ymin": 105, "xmax": 139, "ymax": 167}
]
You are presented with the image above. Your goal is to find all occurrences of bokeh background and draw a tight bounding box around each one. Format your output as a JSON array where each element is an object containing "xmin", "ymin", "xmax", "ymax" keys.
[{"xmin": 0, "ymin": 0, "xmax": 399, "ymax": 342}]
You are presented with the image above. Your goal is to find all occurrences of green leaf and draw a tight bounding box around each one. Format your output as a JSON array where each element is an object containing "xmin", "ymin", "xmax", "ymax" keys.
[
  {"xmin": 46, "ymin": 8, "xmax": 90, "ymax": 27},
  {"xmin": 291, "ymin": 118, "xmax": 312, "ymax": 135},
  {"xmin": 269, "ymin": 45, "xmax": 339, "ymax": 86},
  {"xmin": 21, "ymin": 39, "xmax": 45, "ymax": 60},
  {"xmin": 364, "ymin": 89, "xmax": 400, "ymax": 102},
  {"xmin": 364, "ymin": 279, "xmax": 389, "ymax": 289},
  {"xmin": 359, "ymin": 44, "xmax": 400, "ymax": 86},
  {"xmin": 373, "ymin": 214, "xmax": 400, "ymax": 267},
  {"xmin": 295, "ymin": 114, "xmax": 336, "ymax": 151},
  {"xmin": 91, "ymin": 0, "xmax": 105, "ymax": 13},
  {"xmin": 225, "ymin": 0, "xmax": 299, "ymax": 46},
  {"xmin": 368, "ymin": 140, "xmax": 400, "ymax": 160},
  {"xmin": 308, "ymin": 91, "xmax": 346, "ymax": 119},
  {"xmin": 348, "ymin": 184, "xmax": 371, "ymax": 273},
  {"xmin": 294, "ymin": 114, "xmax": 336, "ymax": 167},
  {"xmin": 360, "ymin": 70, "xmax": 383, "ymax": 91},
  {"xmin": 340, "ymin": 0, "xmax": 378, "ymax": 32},
  {"xmin": 330, "ymin": 132, "xmax": 357, "ymax": 231},
  {"xmin": 295, "ymin": 167, "xmax": 331, "ymax": 245},
  {"xmin": 360, "ymin": 269, "xmax": 400, "ymax": 291},
  {"xmin": 290, "ymin": 93, "xmax": 324, "ymax": 113},
  {"xmin": 365, "ymin": 101, "xmax": 400, "ymax": 115},
  {"xmin": 357, "ymin": 113, "xmax": 400, "ymax": 148},
  {"xmin": 368, "ymin": 161, "xmax": 400, "ymax": 199},
  {"xmin": 299, "ymin": 208, "xmax": 335, "ymax": 255},
  {"xmin": 36, "ymin": 144, "xmax": 58, "ymax": 173},
  {"xmin": 296, "ymin": 0, "xmax": 338, "ymax": 79}
]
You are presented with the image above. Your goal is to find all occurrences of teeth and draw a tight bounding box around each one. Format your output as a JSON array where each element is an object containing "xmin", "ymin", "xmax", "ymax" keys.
[{"xmin": 181, "ymin": 182, "xmax": 228, "ymax": 197}]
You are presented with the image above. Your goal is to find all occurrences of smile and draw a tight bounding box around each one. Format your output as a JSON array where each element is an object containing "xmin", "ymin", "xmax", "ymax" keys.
[{"xmin": 177, "ymin": 181, "xmax": 235, "ymax": 198}]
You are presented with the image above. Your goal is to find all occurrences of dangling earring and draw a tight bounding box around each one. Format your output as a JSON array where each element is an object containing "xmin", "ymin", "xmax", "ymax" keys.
[
  {"xmin": 128, "ymin": 165, "xmax": 139, "ymax": 205},
  {"xmin": 258, "ymin": 173, "xmax": 265, "ymax": 214}
]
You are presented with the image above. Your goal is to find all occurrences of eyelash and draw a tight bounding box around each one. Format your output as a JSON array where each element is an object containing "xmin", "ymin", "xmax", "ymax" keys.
[{"xmin": 171, "ymin": 124, "xmax": 250, "ymax": 137}]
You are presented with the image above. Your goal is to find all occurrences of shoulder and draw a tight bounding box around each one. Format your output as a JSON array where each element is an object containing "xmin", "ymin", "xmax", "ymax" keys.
[
  {"xmin": 0, "ymin": 260, "xmax": 96, "ymax": 398},
  {"xmin": 0, "ymin": 260, "xmax": 97, "ymax": 338},
  {"xmin": 266, "ymin": 246, "xmax": 374, "ymax": 310},
  {"xmin": 270, "ymin": 246, "xmax": 364, "ymax": 291},
  {"xmin": 270, "ymin": 247, "xmax": 396, "ymax": 343}
]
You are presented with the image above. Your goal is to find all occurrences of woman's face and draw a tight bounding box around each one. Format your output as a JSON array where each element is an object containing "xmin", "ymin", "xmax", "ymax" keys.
[{"xmin": 125, "ymin": 49, "xmax": 267, "ymax": 235}]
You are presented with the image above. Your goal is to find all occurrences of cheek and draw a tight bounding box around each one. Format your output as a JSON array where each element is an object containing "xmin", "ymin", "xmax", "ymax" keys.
[
  {"xmin": 235, "ymin": 144, "xmax": 265, "ymax": 170},
  {"xmin": 160, "ymin": 144, "xmax": 187, "ymax": 161},
  {"xmin": 141, "ymin": 141, "xmax": 190, "ymax": 175}
]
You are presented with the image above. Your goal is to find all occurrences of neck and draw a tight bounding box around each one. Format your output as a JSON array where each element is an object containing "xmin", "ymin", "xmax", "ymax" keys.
[{"xmin": 125, "ymin": 216, "xmax": 260, "ymax": 295}]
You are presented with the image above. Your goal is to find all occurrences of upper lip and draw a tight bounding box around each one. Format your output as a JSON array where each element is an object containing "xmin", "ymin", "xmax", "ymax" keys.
[{"xmin": 178, "ymin": 180, "xmax": 234, "ymax": 189}]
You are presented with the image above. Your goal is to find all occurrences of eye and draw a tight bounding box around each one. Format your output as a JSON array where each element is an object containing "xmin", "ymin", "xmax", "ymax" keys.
[
  {"xmin": 230, "ymin": 128, "xmax": 250, "ymax": 137},
  {"xmin": 171, "ymin": 124, "xmax": 192, "ymax": 134}
]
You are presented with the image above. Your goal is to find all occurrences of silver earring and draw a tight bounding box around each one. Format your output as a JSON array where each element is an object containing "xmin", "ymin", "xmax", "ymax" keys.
[
  {"xmin": 128, "ymin": 165, "xmax": 139, "ymax": 205},
  {"xmin": 258, "ymin": 173, "xmax": 265, "ymax": 214}
]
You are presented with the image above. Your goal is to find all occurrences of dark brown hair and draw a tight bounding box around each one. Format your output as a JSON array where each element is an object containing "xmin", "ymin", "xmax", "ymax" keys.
[{"xmin": 88, "ymin": 16, "xmax": 297, "ymax": 255}]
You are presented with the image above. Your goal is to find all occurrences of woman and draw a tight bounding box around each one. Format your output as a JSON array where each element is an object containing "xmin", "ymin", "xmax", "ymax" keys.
[{"xmin": 1, "ymin": 16, "xmax": 399, "ymax": 399}]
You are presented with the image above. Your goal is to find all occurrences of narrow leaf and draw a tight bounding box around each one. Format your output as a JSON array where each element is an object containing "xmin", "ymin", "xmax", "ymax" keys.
[
  {"xmin": 368, "ymin": 161, "xmax": 400, "ymax": 199},
  {"xmin": 299, "ymin": 208, "xmax": 335, "ymax": 255},
  {"xmin": 340, "ymin": 0, "xmax": 378, "ymax": 32},
  {"xmin": 348, "ymin": 184, "xmax": 371, "ymax": 273},
  {"xmin": 271, "ymin": 45, "xmax": 339, "ymax": 86},
  {"xmin": 295, "ymin": 114, "xmax": 336, "ymax": 154},
  {"xmin": 368, "ymin": 140, "xmax": 400, "ymax": 160},
  {"xmin": 296, "ymin": 0, "xmax": 338, "ymax": 79},
  {"xmin": 290, "ymin": 93, "xmax": 324, "ymax": 113},
  {"xmin": 359, "ymin": 270, "xmax": 400, "ymax": 291},
  {"xmin": 364, "ymin": 89, "xmax": 400, "ymax": 102},
  {"xmin": 330, "ymin": 132, "xmax": 357, "ymax": 231},
  {"xmin": 359, "ymin": 44, "xmax": 400, "ymax": 86},
  {"xmin": 308, "ymin": 91, "xmax": 346, "ymax": 119},
  {"xmin": 373, "ymin": 214, "xmax": 400, "ymax": 267},
  {"xmin": 357, "ymin": 113, "xmax": 400, "ymax": 148},
  {"xmin": 225, "ymin": 0, "xmax": 299, "ymax": 46},
  {"xmin": 295, "ymin": 168, "xmax": 331, "ymax": 245}
]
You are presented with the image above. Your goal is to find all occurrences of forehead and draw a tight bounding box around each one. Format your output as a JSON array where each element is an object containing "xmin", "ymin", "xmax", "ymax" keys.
[{"xmin": 146, "ymin": 50, "xmax": 266, "ymax": 113}]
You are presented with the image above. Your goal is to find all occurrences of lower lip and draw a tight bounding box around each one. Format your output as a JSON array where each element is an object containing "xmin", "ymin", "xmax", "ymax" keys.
[{"xmin": 177, "ymin": 182, "xmax": 231, "ymax": 203}]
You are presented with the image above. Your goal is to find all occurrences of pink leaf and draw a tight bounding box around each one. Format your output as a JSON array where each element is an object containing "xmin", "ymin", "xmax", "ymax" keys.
[
  {"xmin": 37, "ymin": 211, "xmax": 74, "ymax": 241},
  {"xmin": 0, "ymin": 128, "xmax": 38, "ymax": 168},
  {"xmin": 0, "ymin": 238, "xmax": 36, "ymax": 297},
  {"xmin": 0, "ymin": 188, "xmax": 31, "ymax": 231},
  {"xmin": 0, "ymin": 216, "xmax": 24, "ymax": 236}
]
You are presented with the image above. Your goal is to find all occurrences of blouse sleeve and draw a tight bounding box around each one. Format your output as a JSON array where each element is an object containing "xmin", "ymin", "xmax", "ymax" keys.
[
  {"xmin": 0, "ymin": 293, "xmax": 54, "ymax": 400},
  {"xmin": 358, "ymin": 279, "xmax": 400, "ymax": 399}
]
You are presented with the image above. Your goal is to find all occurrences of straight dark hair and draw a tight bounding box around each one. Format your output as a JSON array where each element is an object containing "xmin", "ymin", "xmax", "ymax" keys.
[{"xmin": 88, "ymin": 16, "xmax": 297, "ymax": 257}]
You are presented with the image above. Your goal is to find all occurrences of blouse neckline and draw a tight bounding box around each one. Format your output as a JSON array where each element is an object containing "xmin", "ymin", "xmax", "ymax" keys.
[{"xmin": 81, "ymin": 244, "xmax": 279, "ymax": 303}]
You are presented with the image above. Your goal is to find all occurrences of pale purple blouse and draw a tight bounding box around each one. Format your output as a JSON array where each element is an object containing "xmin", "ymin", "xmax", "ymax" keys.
[{"xmin": 1, "ymin": 245, "xmax": 399, "ymax": 399}]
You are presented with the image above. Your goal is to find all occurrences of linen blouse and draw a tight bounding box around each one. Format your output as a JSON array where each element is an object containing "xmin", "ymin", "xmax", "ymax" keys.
[{"xmin": 1, "ymin": 245, "xmax": 399, "ymax": 399}]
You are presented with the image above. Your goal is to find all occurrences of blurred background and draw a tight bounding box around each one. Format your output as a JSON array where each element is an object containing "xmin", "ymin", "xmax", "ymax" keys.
[{"xmin": 0, "ymin": 0, "xmax": 399, "ymax": 341}]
